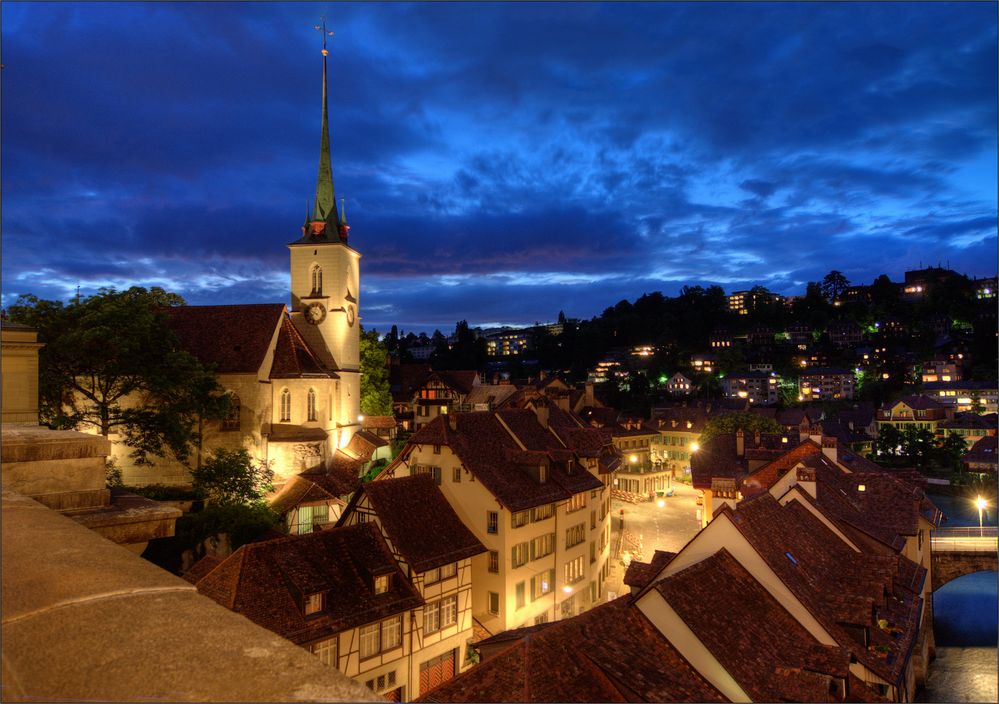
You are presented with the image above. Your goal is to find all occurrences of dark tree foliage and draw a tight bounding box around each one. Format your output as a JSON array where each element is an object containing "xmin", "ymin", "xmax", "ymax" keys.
[
  {"xmin": 191, "ymin": 448, "xmax": 275, "ymax": 506},
  {"xmin": 699, "ymin": 412, "xmax": 784, "ymax": 444},
  {"xmin": 8, "ymin": 287, "xmax": 229, "ymax": 468},
  {"xmin": 360, "ymin": 327, "xmax": 393, "ymax": 416}
]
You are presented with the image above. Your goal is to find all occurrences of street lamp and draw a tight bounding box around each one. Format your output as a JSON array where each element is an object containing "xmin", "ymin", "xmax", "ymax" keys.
[
  {"xmin": 976, "ymin": 496, "xmax": 988, "ymax": 536},
  {"xmin": 690, "ymin": 442, "xmax": 700, "ymax": 452}
]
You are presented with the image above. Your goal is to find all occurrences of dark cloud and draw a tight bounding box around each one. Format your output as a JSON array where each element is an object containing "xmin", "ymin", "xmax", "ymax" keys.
[{"xmin": 2, "ymin": 2, "xmax": 996, "ymax": 330}]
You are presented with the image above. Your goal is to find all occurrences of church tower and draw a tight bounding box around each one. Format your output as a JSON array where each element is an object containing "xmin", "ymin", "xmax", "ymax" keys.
[{"xmin": 288, "ymin": 25, "xmax": 360, "ymax": 447}]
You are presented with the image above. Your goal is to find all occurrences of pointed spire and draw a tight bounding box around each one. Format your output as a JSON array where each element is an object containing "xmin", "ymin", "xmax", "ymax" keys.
[{"xmin": 312, "ymin": 19, "xmax": 337, "ymax": 227}]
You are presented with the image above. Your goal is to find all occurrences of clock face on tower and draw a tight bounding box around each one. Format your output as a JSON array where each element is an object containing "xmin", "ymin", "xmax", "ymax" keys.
[
  {"xmin": 305, "ymin": 302, "xmax": 327, "ymax": 325},
  {"xmin": 346, "ymin": 304, "xmax": 356, "ymax": 327}
]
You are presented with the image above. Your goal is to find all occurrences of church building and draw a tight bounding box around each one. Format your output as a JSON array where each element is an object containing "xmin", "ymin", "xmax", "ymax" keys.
[{"xmin": 118, "ymin": 36, "xmax": 361, "ymax": 491}]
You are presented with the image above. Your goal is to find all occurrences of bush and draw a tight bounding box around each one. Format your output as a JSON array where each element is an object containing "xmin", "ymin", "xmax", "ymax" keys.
[
  {"xmin": 105, "ymin": 458, "xmax": 124, "ymax": 488},
  {"xmin": 174, "ymin": 503, "xmax": 283, "ymax": 552},
  {"xmin": 123, "ymin": 484, "xmax": 201, "ymax": 501},
  {"xmin": 191, "ymin": 448, "xmax": 274, "ymax": 506}
]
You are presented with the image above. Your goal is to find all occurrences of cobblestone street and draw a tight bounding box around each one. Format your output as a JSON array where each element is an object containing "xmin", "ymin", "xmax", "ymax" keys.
[{"xmin": 603, "ymin": 482, "xmax": 702, "ymax": 599}]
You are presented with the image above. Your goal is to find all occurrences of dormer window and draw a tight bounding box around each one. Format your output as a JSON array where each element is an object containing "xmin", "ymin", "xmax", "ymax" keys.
[
  {"xmin": 858, "ymin": 484, "xmax": 866, "ymax": 492},
  {"xmin": 304, "ymin": 592, "xmax": 325, "ymax": 615},
  {"xmin": 539, "ymin": 465, "xmax": 548, "ymax": 483},
  {"xmin": 374, "ymin": 574, "xmax": 391, "ymax": 594}
]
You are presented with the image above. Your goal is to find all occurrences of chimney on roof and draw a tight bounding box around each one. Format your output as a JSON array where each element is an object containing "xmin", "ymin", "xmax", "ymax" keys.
[
  {"xmin": 736, "ymin": 429, "xmax": 745, "ymax": 457},
  {"xmin": 584, "ymin": 380, "xmax": 594, "ymax": 408},
  {"xmin": 821, "ymin": 435, "xmax": 837, "ymax": 462},
  {"xmin": 448, "ymin": 414, "xmax": 457, "ymax": 432},
  {"xmin": 795, "ymin": 466, "xmax": 817, "ymax": 498},
  {"xmin": 535, "ymin": 399, "xmax": 550, "ymax": 429}
]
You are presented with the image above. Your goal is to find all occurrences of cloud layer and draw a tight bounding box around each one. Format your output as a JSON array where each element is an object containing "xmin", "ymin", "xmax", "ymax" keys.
[{"xmin": 2, "ymin": 1, "xmax": 996, "ymax": 332}]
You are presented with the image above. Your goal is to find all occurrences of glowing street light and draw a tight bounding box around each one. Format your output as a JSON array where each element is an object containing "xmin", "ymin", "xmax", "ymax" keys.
[
  {"xmin": 690, "ymin": 441, "xmax": 700, "ymax": 452},
  {"xmin": 976, "ymin": 496, "xmax": 989, "ymax": 536}
]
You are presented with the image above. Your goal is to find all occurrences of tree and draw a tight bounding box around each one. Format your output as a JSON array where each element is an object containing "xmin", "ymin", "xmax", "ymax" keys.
[
  {"xmin": 899, "ymin": 425, "xmax": 936, "ymax": 470},
  {"xmin": 7, "ymin": 287, "xmax": 229, "ymax": 467},
  {"xmin": 820, "ymin": 271, "xmax": 850, "ymax": 303},
  {"xmin": 191, "ymin": 448, "xmax": 274, "ymax": 506},
  {"xmin": 872, "ymin": 423, "xmax": 902, "ymax": 462},
  {"xmin": 700, "ymin": 412, "xmax": 783, "ymax": 443},
  {"xmin": 360, "ymin": 327, "xmax": 393, "ymax": 416},
  {"xmin": 935, "ymin": 434, "xmax": 968, "ymax": 473}
]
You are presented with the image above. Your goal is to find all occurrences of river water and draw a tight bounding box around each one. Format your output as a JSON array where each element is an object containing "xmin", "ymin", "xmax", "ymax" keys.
[{"xmin": 916, "ymin": 492, "xmax": 998, "ymax": 703}]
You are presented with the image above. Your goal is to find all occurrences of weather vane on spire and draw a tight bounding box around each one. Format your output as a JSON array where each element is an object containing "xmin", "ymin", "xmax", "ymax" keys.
[{"xmin": 314, "ymin": 18, "xmax": 334, "ymax": 56}]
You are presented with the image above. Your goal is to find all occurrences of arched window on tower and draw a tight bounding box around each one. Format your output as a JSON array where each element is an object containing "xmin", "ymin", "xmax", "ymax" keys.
[
  {"xmin": 307, "ymin": 388, "xmax": 318, "ymax": 422},
  {"xmin": 280, "ymin": 389, "xmax": 292, "ymax": 422},
  {"xmin": 311, "ymin": 265, "xmax": 323, "ymax": 296},
  {"xmin": 221, "ymin": 393, "xmax": 241, "ymax": 431}
]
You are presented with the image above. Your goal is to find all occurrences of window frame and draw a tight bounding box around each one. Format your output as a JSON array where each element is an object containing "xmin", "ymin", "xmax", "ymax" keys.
[
  {"xmin": 311, "ymin": 636, "xmax": 337, "ymax": 666},
  {"xmin": 280, "ymin": 388, "xmax": 292, "ymax": 422},
  {"xmin": 307, "ymin": 388, "xmax": 318, "ymax": 422}
]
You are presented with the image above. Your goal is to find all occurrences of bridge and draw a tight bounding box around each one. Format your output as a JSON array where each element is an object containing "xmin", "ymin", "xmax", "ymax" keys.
[{"xmin": 931, "ymin": 527, "xmax": 998, "ymax": 590}]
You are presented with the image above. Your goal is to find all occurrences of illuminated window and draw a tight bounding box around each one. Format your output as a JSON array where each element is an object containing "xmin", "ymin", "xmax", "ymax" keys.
[
  {"xmin": 311, "ymin": 637, "xmax": 336, "ymax": 666},
  {"xmin": 857, "ymin": 484, "xmax": 866, "ymax": 492},
  {"xmin": 307, "ymin": 388, "xmax": 317, "ymax": 422},
  {"xmin": 374, "ymin": 574, "xmax": 391, "ymax": 594},
  {"xmin": 304, "ymin": 592, "xmax": 324, "ymax": 615},
  {"xmin": 280, "ymin": 389, "xmax": 291, "ymax": 422},
  {"xmin": 360, "ymin": 616, "xmax": 402, "ymax": 658},
  {"xmin": 486, "ymin": 511, "xmax": 498, "ymax": 534}
]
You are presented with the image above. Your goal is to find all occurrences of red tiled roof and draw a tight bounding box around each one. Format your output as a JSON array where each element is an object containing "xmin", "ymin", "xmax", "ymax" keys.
[
  {"xmin": 965, "ymin": 435, "xmax": 998, "ymax": 465},
  {"xmin": 723, "ymin": 492, "xmax": 924, "ymax": 684},
  {"xmin": 361, "ymin": 415, "xmax": 397, "ymax": 430},
  {"xmin": 358, "ymin": 474, "xmax": 486, "ymax": 572},
  {"xmin": 163, "ymin": 303, "xmax": 284, "ymax": 374},
  {"xmin": 269, "ymin": 474, "xmax": 345, "ymax": 515},
  {"xmin": 421, "ymin": 597, "xmax": 725, "ymax": 703},
  {"xmin": 195, "ymin": 522, "xmax": 423, "ymax": 646},
  {"xmin": 623, "ymin": 550, "xmax": 675, "ymax": 588},
  {"xmin": 430, "ymin": 370, "xmax": 479, "ymax": 395},
  {"xmin": 887, "ymin": 395, "xmax": 946, "ymax": 411},
  {"xmin": 269, "ymin": 315, "xmax": 335, "ymax": 378},
  {"xmin": 345, "ymin": 430, "xmax": 388, "ymax": 462},
  {"xmin": 656, "ymin": 547, "xmax": 860, "ymax": 702},
  {"xmin": 182, "ymin": 555, "xmax": 222, "ymax": 585},
  {"xmin": 408, "ymin": 413, "xmax": 578, "ymax": 512},
  {"xmin": 741, "ymin": 440, "xmax": 823, "ymax": 496},
  {"xmin": 290, "ymin": 451, "xmax": 362, "ymax": 498}
]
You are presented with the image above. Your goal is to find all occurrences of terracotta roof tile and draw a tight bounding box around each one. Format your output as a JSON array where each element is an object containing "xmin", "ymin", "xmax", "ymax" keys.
[
  {"xmin": 623, "ymin": 550, "xmax": 675, "ymax": 588},
  {"xmin": 269, "ymin": 315, "xmax": 335, "ymax": 378},
  {"xmin": 182, "ymin": 555, "xmax": 222, "ymax": 585},
  {"xmin": 195, "ymin": 522, "xmax": 423, "ymax": 645},
  {"xmin": 163, "ymin": 303, "xmax": 284, "ymax": 374},
  {"xmin": 345, "ymin": 430, "xmax": 388, "ymax": 462},
  {"xmin": 656, "ymin": 548, "xmax": 857, "ymax": 701},
  {"xmin": 359, "ymin": 475, "xmax": 486, "ymax": 572},
  {"xmin": 361, "ymin": 415, "xmax": 397, "ymax": 430},
  {"xmin": 421, "ymin": 597, "xmax": 725, "ymax": 702}
]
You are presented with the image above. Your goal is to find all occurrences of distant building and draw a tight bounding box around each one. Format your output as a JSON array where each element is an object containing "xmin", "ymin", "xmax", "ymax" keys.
[
  {"xmin": 797, "ymin": 367, "xmax": 855, "ymax": 401},
  {"xmin": 923, "ymin": 380, "xmax": 999, "ymax": 414},
  {"xmin": 690, "ymin": 353, "xmax": 716, "ymax": 374},
  {"xmin": 412, "ymin": 371, "xmax": 481, "ymax": 432},
  {"xmin": 722, "ymin": 370, "xmax": 779, "ymax": 406},
  {"xmin": 964, "ymin": 436, "xmax": 998, "ymax": 474},
  {"xmin": 876, "ymin": 395, "xmax": 953, "ymax": 434},
  {"xmin": 921, "ymin": 359, "xmax": 963, "ymax": 384},
  {"xmin": 727, "ymin": 289, "xmax": 784, "ymax": 315},
  {"xmin": 665, "ymin": 372, "xmax": 693, "ymax": 396}
]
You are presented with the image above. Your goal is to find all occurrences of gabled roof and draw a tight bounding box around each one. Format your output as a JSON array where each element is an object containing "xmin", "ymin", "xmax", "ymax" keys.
[
  {"xmin": 888, "ymin": 395, "xmax": 946, "ymax": 411},
  {"xmin": 741, "ymin": 440, "xmax": 824, "ymax": 496},
  {"xmin": 407, "ymin": 411, "xmax": 603, "ymax": 511},
  {"xmin": 721, "ymin": 494, "xmax": 923, "ymax": 685},
  {"xmin": 430, "ymin": 370, "xmax": 479, "ymax": 395},
  {"xmin": 345, "ymin": 430, "xmax": 388, "ymax": 462},
  {"xmin": 655, "ymin": 548, "xmax": 859, "ymax": 702},
  {"xmin": 270, "ymin": 316, "xmax": 335, "ymax": 378},
  {"xmin": 270, "ymin": 474, "xmax": 345, "ymax": 515},
  {"xmin": 195, "ymin": 522, "xmax": 422, "ymax": 646},
  {"xmin": 389, "ymin": 362, "xmax": 432, "ymax": 402},
  {"xmin": 357, "ymin": 475, "xmax": 486, "ymax": 572},
  {"xmin": 965, "ymin": 435, "xmax": 998, "ymax": 464},
  {"xmin": 163, "ymin": 304, "xmax": 285, "ymax": 374},
  {"xmin": 361, "ymin": 415, "xmax": 397, "ymax": 430},
  {"xmin": 464, "ymin": 384, "xmax": 519, "ymax": 408},
  {"xmin": 939, "ymin": 412, "xmax": 997, "ymax": 431},
  {"xmin": 690, "ymin": 432, "xmax": 797, "ymax": 490},
  {"xmin": 290, "ymin": 451, "xmax": 363, "ymax": 498},
  {"xmin": 420, "ymin": 597, "xmax": 725, "ymax": 703}
]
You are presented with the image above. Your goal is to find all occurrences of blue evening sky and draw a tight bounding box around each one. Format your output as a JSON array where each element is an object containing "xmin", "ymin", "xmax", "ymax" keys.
[{"xmin": 2, "ymin": 2, "xmax": 996, "ymax": 333}]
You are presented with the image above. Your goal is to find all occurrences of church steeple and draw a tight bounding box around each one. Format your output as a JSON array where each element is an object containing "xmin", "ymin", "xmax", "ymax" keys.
[{"xmin": 312, "ymin": 21, "xmax": 337, "ymax": 226}]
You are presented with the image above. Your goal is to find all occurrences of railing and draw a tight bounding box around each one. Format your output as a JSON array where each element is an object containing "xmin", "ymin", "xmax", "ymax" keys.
[{"xmin": 931, "ymin": 527, "xmax": 998, "ymax": 553}]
